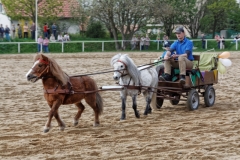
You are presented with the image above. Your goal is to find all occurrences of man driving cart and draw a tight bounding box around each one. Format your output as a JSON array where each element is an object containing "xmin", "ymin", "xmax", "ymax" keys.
[{"xmin": 159, "ymin": 26, "xmax": 194, "ymax": 85}]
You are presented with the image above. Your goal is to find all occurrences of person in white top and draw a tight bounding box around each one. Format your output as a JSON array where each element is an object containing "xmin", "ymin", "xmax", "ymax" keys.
[
  {"xmin": 63, "ymin": 33, "xmax": 70, "ymax": 41},
  {"xmin": 50, "ymin": 34, "xmax": 56, "ymax": 42},
  {"xmin": 58, "ymin": 34, "xmax": 63, "ymax": 42}
]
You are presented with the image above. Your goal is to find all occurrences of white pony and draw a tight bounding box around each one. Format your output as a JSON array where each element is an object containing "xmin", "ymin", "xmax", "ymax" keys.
[{"xmin": 111, "ymin": 53, "xmax": 158, "ymax": 120}]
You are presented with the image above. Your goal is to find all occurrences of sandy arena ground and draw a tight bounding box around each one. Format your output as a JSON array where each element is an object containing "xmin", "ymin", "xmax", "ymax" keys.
[{"xmin": 0, "ymin": 52, "xmax": 240, "ymax": 160}]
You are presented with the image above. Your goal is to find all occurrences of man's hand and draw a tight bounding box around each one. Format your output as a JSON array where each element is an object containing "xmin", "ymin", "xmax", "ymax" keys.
[{"xmin": 171, "ymin": 53, "xmax": 179, "ymax": 59}]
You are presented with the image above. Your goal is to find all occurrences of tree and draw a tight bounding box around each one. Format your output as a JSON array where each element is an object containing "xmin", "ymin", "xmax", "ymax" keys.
[
  {"xmin": 149, "ymin": 0, "xmax": 176, "ymax": 37},
  {"xmin": 86, "ymin": 20, "xmax": 106, "ymax": 38},
  {"xmin": 204, "ymin": 0, "xmax": 237, "ymax": 38},
  {"xmin": 227, "ymin": 6, "xmax": 240, "ymax": 31},
  {"xmin": 69, "ymin": 0, "xmax": 89, "ymax": 34},
  {"xmin": 88, "ymin": 0, "xmax": 153, "ymax": 50},
  {"xmin": 2, "ymin": 0, "xmax": 63, "ymax": 22},
  {"xmin": 177, "ymin": 0, "xmax": 208, "ymax": 38}
]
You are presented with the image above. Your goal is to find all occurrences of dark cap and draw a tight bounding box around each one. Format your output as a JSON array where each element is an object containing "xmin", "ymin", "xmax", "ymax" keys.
[{"xmin": 175, "ymin": 27, "xmax": 184, "ymax": 34}]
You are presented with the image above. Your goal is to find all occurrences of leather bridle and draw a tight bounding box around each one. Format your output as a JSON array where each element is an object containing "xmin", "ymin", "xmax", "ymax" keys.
[
  {"xmin": 115, "ymin": 60, "xmax": 128, "ymax": 77},
  {"xmin": 31, "ymin": 59, "xmax": 50, "ymax": 79}
]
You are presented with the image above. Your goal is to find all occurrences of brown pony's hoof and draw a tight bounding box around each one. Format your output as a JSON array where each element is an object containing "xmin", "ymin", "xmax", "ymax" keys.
[
  {"xmin": 73, "ymin": 120, "xmax": 78, "ymax": 126},
  {"xmin": 59, "ymin": 126, "xmax": 65, "ymax": 131},
  {"xmin": 59, "ymin": 123, "xmax": 66, "ymax": 131}
]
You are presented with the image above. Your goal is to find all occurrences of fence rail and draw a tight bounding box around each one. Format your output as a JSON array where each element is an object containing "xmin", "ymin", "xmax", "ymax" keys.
[{"xmin": 0, "ymin": 39, "xmax": 239, "ymax": 53}]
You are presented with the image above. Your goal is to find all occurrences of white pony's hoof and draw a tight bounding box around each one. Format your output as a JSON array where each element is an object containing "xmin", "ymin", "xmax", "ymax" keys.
[
  {"xmin": 43, "ymin": 126, "xmax": 50, "ymax": 133},
  {"xmin": 93, "ymin": 123, "xmax": 100, "ymax": 127}
]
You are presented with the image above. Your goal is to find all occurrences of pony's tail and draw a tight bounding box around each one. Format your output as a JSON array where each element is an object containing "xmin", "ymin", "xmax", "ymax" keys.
[
  {"xmin": 96, "ymin": 92, "xmax": 103, "ymax": 115},
  {"xmin": 151, "ymin": 82, "xmax": 158, "ymax": 110}
]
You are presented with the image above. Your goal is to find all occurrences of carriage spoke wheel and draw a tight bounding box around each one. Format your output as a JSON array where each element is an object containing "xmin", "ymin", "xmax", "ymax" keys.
[
  {"xmin": 204, "ymin": 85, "xmax": 215, "ymax": 107},
  {"xmin": 186, "ymin": 89, "xmax": 199, "ymax": 111}
]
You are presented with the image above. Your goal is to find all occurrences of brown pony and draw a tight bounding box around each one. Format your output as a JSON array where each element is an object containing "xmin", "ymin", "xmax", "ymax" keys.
[{"xmin": 26, "ymin": 54, "xmax": 103, "ymax": 133}]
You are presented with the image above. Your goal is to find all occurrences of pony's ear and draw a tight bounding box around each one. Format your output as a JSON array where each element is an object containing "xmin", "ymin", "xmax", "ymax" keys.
[{"xmin": 41, "ymin": 54, "xmax": 49, "ymax": 61}]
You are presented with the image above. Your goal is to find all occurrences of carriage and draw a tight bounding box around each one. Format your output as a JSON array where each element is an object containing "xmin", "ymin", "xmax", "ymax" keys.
[
  {"xmin": 26, "ymin": 52, "xmax": 221, "ymax": 133},
  {"xmin": 155, "ymin": 54, "xmax": 219, "ymax": 111}
]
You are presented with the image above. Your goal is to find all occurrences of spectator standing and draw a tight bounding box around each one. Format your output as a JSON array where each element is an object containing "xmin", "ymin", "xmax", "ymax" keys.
[
  {"xmin": 131, "ymin": 35, "xmax": 137, "ymax": 50},
  {"xmin": 17, "ymin": 23, "xmax": 22, "ymax": 38},
  {"xmin": 144, "ymin": 35, "xmax": 150, "ymax": 50},
  {"xmin": 5, "ymin": 25, "xmax": 10, "ymax": 41},
  {"xmin": 136, "ymin": 35, "xmax": 141, "ymax": 50},
  {"xmin": 201, "ymin": 33, "xmax": 206, "ymax": 49},
  {"xmin": 30, "ymin": 22, "xmax": 36, "ymax": 40},
  {"xmin": 43, "ymin": 37, "xmax": 49, "ymax": 53},
  {"xmin": 51, "ymin": 23, "xmax": 57, "ymax": 39},
  {"xmin": 0, "ymin": 24, "xmax": 4, "ymax": 41},
  {"xmin": 222, "ymin": 36, "xmax": 225, "ymax": 49},
  {"xmin": 215, "ymin": 35, "xmax": 220, "ymax": 49},
  {"xmin": 37, "ymin": 35, "xmax": 43, "ymax": 52},
  {"xmin": 43, "ymin": 23, "xmax": 48, "ymax": 38},
  {"xmin": 47, "ymin": 23, "xmax": 50, "ymax": 38},
  {"xmin": 140, "ymin": 35, "xmax": 145, "ymax": 50},
  {"xmin": 49, "ymin": 34, "xmax": 56, "ymax": 42},
  {"xmin": 23, "ymin": 23, "xmax": 29, "ymax": 38},
  {"xmin": 11, "ymin": 24, "xmax": 16, "ymax": 39}
]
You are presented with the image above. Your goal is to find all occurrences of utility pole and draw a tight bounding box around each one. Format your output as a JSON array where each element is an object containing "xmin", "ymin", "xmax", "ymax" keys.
[{"xmin": 35, "ymin": 0, "xmax": 38, "ymax": 42}]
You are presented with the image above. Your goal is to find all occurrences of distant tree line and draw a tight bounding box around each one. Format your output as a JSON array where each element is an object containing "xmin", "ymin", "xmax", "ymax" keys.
[{"xmin": 2, "ymin": 0, "xmax": 240, "ymax": 50}]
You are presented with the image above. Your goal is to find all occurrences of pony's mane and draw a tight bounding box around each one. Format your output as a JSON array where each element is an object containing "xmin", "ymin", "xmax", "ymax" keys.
[
  {"xmin": 111, "ymin": 53, "xmax": 140, "ymax": 85},
  {"xmin": 34, "ymin": 54, "xmax": 69, "ymax": 85}
]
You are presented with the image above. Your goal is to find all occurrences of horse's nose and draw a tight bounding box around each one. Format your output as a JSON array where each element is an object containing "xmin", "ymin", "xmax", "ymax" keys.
[
  {"xmin": 27, "ymin": 74, "xmax": 33, "ymax": 81},
  {"xmin": 113, "ymin": 75, "xmax": 119, "ymax": 81}
]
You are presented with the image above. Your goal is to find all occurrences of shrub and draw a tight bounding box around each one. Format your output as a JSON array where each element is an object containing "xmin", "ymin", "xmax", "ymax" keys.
[{"xmin": 86, "ymin": 21, "xmax": 106, "ymax": 38}]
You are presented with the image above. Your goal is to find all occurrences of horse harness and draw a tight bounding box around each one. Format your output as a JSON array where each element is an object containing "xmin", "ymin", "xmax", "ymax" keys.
[
  {"xmin": 35, "ymin": 59, "xmax": 95, "ymax": 95},
  {"xmin": 116, "ymin": 59, "xmax": 143, "ymax": 95}
]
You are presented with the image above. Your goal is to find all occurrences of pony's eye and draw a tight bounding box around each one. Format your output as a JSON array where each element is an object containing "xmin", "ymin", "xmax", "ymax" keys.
[
  {"xmin": 121, "ymin": 65, "xmax": 123, "ymax": 68},
  {"xmin": 38, "ymin": 64, "xmax": 43, "ymax": 67}
]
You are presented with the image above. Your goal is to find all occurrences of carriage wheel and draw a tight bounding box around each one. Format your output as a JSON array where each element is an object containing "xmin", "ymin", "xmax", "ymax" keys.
[
  {"xmin": 186, "ymin": 89, "xmax": 199, "ymax": 111},
  {"xmin": 169, "ymin": 93, "xmax": 180, "ymax": 105},
  {"xmin": 156, "ymin": 97, "xmax": 164, "ymax": 109},
  {"xmin": 204, "ymin": 85, "xmax": 215, "ymax": 107}
]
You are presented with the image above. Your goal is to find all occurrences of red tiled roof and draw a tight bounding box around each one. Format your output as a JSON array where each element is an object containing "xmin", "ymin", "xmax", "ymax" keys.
[{"xmin": 37, "ymin": 0, "xmax": 80, "ymax": 18}]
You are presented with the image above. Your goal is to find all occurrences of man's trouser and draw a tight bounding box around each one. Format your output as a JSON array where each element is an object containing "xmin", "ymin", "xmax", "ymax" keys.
[{"xmin": 164, "ymin": 56, "xmax": 193, "ymax": 76}]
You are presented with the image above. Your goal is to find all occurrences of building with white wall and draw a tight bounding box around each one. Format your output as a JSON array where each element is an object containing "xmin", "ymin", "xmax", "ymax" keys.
[{"xmin": 0, "ymin": 0, "xmax": 11, "ymax": 28}]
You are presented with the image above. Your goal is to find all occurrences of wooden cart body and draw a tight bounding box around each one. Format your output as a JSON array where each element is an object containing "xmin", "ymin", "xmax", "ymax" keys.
[{"xmin": 156, "ymin": 55, "xmax": 218, "ymax": 110}]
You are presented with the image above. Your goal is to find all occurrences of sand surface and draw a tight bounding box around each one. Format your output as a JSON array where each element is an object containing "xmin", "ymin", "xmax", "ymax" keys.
[{"xmin": 0, "ymin": 52, "xmax": 240, "ymax": 160}]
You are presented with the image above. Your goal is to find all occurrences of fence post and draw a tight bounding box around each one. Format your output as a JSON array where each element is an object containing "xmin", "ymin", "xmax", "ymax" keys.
[
  {"xmin": 157, "ymin": 41, "xmax": 159, "ymax": 50},
  {"xmin": 18, "ymin": 43, "xmax": 20, "ymax": 53},
  {"xmin": 206, "ymin": 40, "xmax": 208, "ymax": 49},
  {"xmin": 62, "ymin": 42, "xmax": 64, "ymax": 53},
  {"xmin": 236, "ymin": 41, "xmax": 238, "ymax": 50},
  {"xmin": 82, "ymin": 42, "xmax": 84, "ymax": 52},
  {"xmin": 102, "ymin": 42, "xmax": 104, "ymax": 52}
]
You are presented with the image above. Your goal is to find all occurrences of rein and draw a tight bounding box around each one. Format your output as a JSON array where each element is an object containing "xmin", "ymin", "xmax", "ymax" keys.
[{"xmin": 70, "ymin": 59, "xmax": 164, "ymax": 77}]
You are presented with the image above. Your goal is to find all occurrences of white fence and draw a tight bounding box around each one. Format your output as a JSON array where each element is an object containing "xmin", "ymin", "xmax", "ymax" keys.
[{"xmin": 0, "ymin": 39, "xmax": 239, "ymax": 53}]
